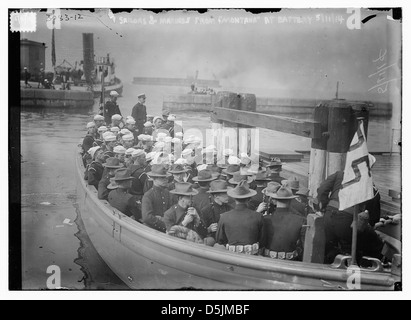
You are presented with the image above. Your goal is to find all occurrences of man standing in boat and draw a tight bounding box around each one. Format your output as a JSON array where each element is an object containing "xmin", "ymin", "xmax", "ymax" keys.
[
  {"xmin": 215, "ymin": 181, "xmax": 264, "ymax": 255},
  {"xmin": 142, "ymin": 164, "xmax": 173, "ymax": 233},
  {"xmin": 201, "ymin": 180, "xmax": 234, "ymax": 240},
  {"xmin": 261, "ymin": 186, "xmax": 306, "ymax": 261},
  {"xmin": 102, "ymin": 91, "xmax": 121, "ymax": 124},
  {"xmin": 131, "ymin": 93, "xmax": 147, "ymax": 135}
]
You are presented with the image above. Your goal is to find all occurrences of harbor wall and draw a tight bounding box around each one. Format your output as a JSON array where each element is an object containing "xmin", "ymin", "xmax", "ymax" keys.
[
  {"xmin": 133, "ymin": 77, "xmax": 220, "ymax": 88},
  {"xmin": 162, "ymin": 94, "xmax": 393, "ymax": 118},
  {"xmin": 20, "ymin": 88, "xmax": 94, "ymax": 108}
]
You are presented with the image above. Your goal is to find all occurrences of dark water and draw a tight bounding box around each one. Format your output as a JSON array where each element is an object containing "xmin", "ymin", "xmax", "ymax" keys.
[{"xmin": 20, "ymin": 82, "xmax": 398, "ymax": 290}]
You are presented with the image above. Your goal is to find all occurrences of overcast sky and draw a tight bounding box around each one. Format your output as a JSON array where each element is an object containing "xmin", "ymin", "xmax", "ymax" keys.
[{"xmin": 22, "ymin": 8, "xmax": 401, "ymax": 101}]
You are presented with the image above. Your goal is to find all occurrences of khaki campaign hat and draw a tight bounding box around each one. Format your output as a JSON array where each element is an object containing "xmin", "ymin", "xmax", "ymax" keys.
[
  {"xmin": 113, "ymin": 168, "xmax": 134, "ymax": 181},
  {"xmin": 192, "ymin": 170, "xmax": 219, "ymax": 182},
  {"xmin": 271, "ymin": 186, "xmax": 299, "ymax": 200},
  {"xmin": 281, "ymin": 178, "xmax": 300, "ymax": 190},
  {"xmin": 103, "ymin": 157, "xmax": 123, "ymax": 169},
  {"xmin": 170, "ymin": 182, "xmax": 199, "ymax": 197},
  {"xmin": 262, "ymin": 182, "xmax": 282, "ymax": 197},
  {"xmin": 207, "ymin": 180, "xmax": 230, "ymax": 194},
  {"xmin": 169, "ymin": 164, "xmax": 189, "ymax": 174},
  {"xmin": 147, "ymin": 164, "xmax": 172, "ymax": 178},
  {"xmin": 229, "ymin": 172, "xmax": 254, "ymax": 185},
  {"xmin": 227, "ymin": 181, "xmax": 257, "ymax": 199}
]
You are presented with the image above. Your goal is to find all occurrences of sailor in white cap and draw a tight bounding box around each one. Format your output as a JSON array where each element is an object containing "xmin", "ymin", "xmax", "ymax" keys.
[
  {"xmin": 121, "ymin": 133, "xmax": 136, "ymax": 149},
  {"xmin": 119, "ymin": 128, "xmax": 132, "ymax": 139},
  {"xmin": 110, "ymin": 114, "xmax": 123, "ymax": 130},
  {"xmin": 93, "ymin": 114, "xmax": 105, "ymax": 128},
  {"xmin": 128, "ymin": 148, "xmax": 149, "ymax": 196},
  {"xmin": 97, "ymin": 126, "xmax": 108, "ymax": 141},
  {"xmin": 102, "ymin": 90, "xmax": 122, "ymax": 125},
  {"xmin": 82, "ymin": 122, "xmax": 97, "ymax": 156},
  {"xmin": 166, "ymin": 114, "xmax": 183, "ymax": 138},
  {"xmin": 134, "ymin": 134, "xmax": 152, "ymax": 153},
  {"xmin": 123, "ymin": 147, "xmax": 135, "ymax": 168},
  {"xmin": 113, "ymin": 145, "xmax": 127, "ymax": 164},
  {"xmin": 124, "ymin": 117, "xmax": 139, "ymax": 142},
  {"xmin": 132, "ymin": 93, "xmax": 147, "ymax": 135},
  {"xmin": 110, "ymin": 126, "xmax": 120, "ymax": 138},
  {"xmin": 86, "ymin": 146, "xmax": 105, "ymax": 189},
  {"xmin": 144, "ymin": 121, "xmax": 154, "ymax": 135},
  {"xmin": 102, "ymin": 132, "xmax": 118, "ymax": 160}
]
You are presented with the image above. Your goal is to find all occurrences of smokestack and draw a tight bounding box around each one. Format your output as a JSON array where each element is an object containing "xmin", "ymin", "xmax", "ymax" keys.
[{"xmin": 83, "ymin": 33, "xmax": 94, "ymax": 85}]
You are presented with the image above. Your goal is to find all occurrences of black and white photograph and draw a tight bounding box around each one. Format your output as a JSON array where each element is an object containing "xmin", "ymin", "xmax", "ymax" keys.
[{"xmin": 7, "ymin": 3, "xmax": 405, "ymax": 297}]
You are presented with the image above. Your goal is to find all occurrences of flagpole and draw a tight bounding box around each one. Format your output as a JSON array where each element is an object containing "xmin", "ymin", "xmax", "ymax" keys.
[{"xmin": 351, "ymin": 205, "xmax": 359, "ymax": 266}]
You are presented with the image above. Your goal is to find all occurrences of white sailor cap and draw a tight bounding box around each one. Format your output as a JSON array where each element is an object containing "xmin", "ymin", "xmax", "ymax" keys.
[
  {"xmin": 144, "ymin": 121, "xmax": 153, "ymax": 128},
  {"xmin": 98, "ymin": 126, "xmax": 108, "ymax": 133},
  {"xmin": 202, "ymin": 145, "xmax": 217, "ymax": 154},
  {"xmin": 146, "ymin": 152, "xmax": 156, "ymax": 162},
  {"xmin": 111, "ymin": 114, "xmax": 122, "ymax": 121},
  {"xmin": 182, "ymin": 148, "xmax": 193, "ymax": 157},
  {"xmin": 125, "ymin": 148, "xmax": 136, "ymax": 156},
  {"xmin": 103, "ymin": 132, "xmax": 117, "ymax": 142},
  {"xmin": 224, "ymin": 149, "xmax": 234, "ymax": 157},
  {"xmin": 93, "ymin": 114, "xmax": 105, "ymax": 121},
  {"xmin": 113, "ymin": 145, "xmax": 126, "ymax": 154},
  {"xmin": 138, "ymin": 134, "xmax": 151, "ymax": 142},
  {"xmin": 240, "ymin": 153, "xmax": 251, "ymax": 165},
  {"xmin": 197, "ymin": 164, "xmax": 208, "ymax": 172},
  {"xmin": 126, "ymin": 118, "xmax": 136, "ymax": 125},
  {"xmin": 171, "ymin": 138, "xmax": 181, "ymax": 144},
  {"xmin": 88, "ymin": 146, "xmax": 101, "ymax": 159},
  {"xmin": 122, "ymin": 134, "xmax": 135, "ymax": 142},
  {"xmin": 228, "ymin": 156, "xmax": 241, "ymax": 165},
  {"xmin": 153, "ymin": 116, "xmax": 163, "ymax": 123},
  {"xmin": 120, "ymin": 128, "xmax": 132, "ymax": 135},
  {"xmin": 154, "ymin": 142, "xmax": 165, "ymax": 149},
  {"xmin": 167, "ymin": 114, "xmax": 177, "ymax": 121},
  {"xmin": 156, "ymin": 132, "xmax": 168, "ymax": 141},
  {"xmin": 86, "ymin": 122, "xmax": 96, "ymax": 129},
  {"xmin": 132, "ymin": 149, "xmax": 146, "ymax": 158},
  {"xmin": 110, "ymin": 126, "xmax": 120, "ymax": 132},
  {"xmin": 110, "ymin": 91, "xmax": 119, "ymax": 97},
  {"xmin": 175, "ymin": 132, "xmax": 184, "ymax": 139},
  {"xmin": 174, "ymin": 158, "xmax": 188, "ymax": 165},
  {"xmin": 137, "ymin": 93, "xmax": 146, "ymax": 98}
]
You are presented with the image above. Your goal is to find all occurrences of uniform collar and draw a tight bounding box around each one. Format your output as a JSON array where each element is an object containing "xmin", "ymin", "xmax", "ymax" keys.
[{"xmin": 234, "ymin": 203, "xmax": 248, "ymax": 210}]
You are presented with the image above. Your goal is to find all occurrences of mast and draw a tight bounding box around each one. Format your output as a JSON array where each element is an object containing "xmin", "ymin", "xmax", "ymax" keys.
[
  {"xmin": 51, "ymin": 29, "xmax": 56, "ymax": 68},
  {"xmin": 82, "ymin": 33, "xmax": 94, "ymax": 86}
]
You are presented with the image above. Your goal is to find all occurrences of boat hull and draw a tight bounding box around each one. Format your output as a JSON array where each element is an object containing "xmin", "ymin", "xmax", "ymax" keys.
[
  {"xmin": 92, "ymin": 82, "xmax": 123, "ymax": 98},
  {"xmin": 75, "ymin": 151, "xmax": 399, "ymax": 290}
]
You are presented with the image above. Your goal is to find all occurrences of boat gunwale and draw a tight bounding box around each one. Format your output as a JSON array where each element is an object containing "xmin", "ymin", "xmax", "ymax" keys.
[{"xmin": 76, "ymin": 150, "xmax": 399, "ymax": 289}]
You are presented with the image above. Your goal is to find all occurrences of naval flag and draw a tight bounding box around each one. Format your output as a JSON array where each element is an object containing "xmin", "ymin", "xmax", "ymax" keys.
[{"xmin": 339, "ymin": 121, "xmax": 374, "ymax": 211}]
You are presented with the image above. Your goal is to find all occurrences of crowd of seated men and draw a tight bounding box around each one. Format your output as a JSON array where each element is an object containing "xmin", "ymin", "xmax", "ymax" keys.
[{"xmin": 80, "ymin": 112, "xmax": 393, "ymax": 264}]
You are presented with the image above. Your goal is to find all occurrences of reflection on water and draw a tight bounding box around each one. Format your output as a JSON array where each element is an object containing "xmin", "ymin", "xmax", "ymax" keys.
[{"xmin": 20, "ymin": 82, "xmax": 397, "ymax": 290}]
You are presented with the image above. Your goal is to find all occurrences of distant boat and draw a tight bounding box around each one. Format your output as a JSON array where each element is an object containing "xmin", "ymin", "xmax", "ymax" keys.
[{"xmin": 133, "ymin": 76, "xmax": 220, "ymax": 88}]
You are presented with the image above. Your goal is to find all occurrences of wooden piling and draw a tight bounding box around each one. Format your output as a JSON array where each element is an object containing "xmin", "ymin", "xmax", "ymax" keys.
[
  {"xmin": 326, "ymin": 101, "xmax": 357, "ymax": 176},
  {"xmin": 308, "ymin": 104, "xmax": 329, "ymax": 198},
  {"xmin": 303, "ymin": 213, "xmax": 326, "ymax": 264}
]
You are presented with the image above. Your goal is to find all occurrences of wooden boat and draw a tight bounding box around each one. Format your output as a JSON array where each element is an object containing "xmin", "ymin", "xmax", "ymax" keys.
[{"xmin": 75, "ymin": 150, "xmax": 400, "ymax": 290}]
